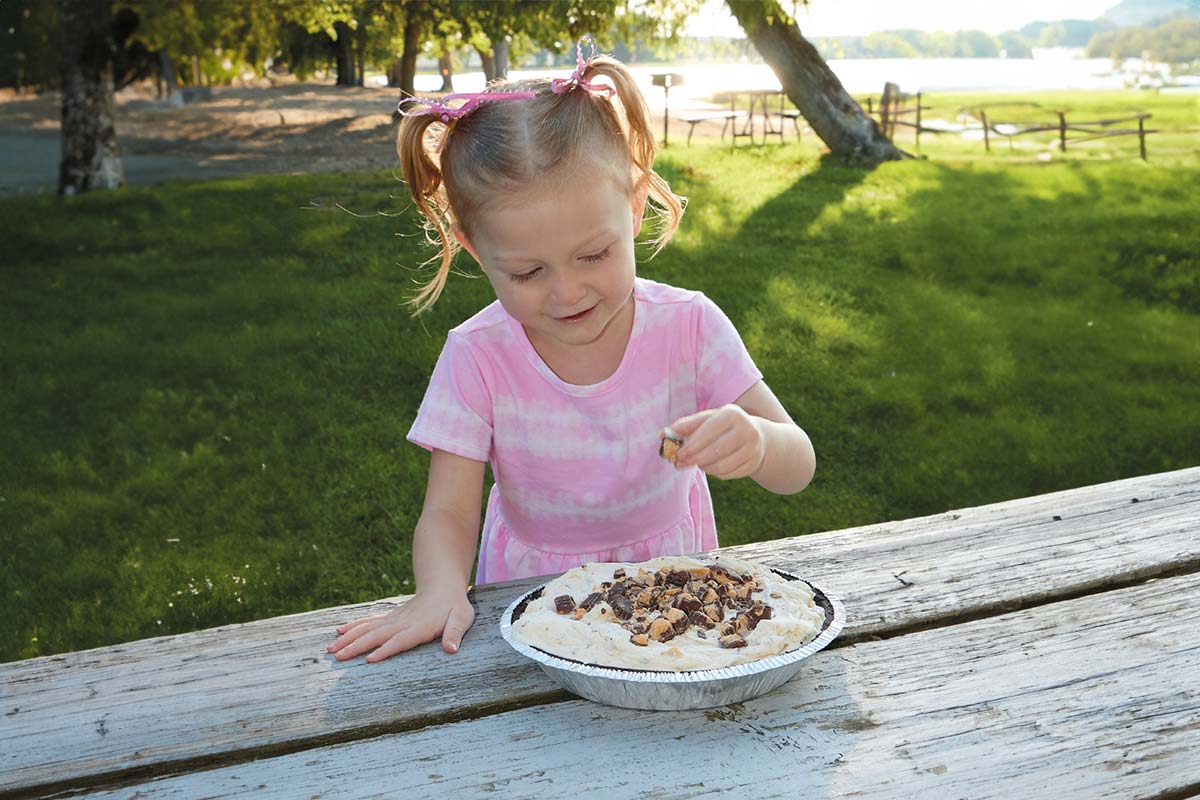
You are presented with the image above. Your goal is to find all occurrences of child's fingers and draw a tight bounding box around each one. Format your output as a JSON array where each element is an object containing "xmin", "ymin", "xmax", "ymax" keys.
[
  {"xmin": 334, "ymin": 626, "xmax": 404, "ymax": 661},
  {"xmin": 365, "ymin": 627, "xmax": 434, "ymax": 663},
  {"xmin": 710, "ymin": 450, "xmax": 760, "ymax": 480},
  {"xmin": 328, "ymin": 619, "xmax": 377, "ymax": 652},
  {"xmin": 667, "ymin": 409, "xmax": 715, "ymax": 439},
  {"xmin": 335, "ymin": 613, "xmax": 386, "ymax": 635},
  {"xmin": 677, "ymin": 426, "xmax": 736, "ymax": 468},
  {"xmin": 441, "ymin": 605, "xmax": 476, "ymax": 654}
]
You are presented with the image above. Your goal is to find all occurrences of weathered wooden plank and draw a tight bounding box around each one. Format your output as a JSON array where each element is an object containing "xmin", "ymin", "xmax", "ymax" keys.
[
  {"xmin": 74, "ymin": 571, "xmax": 1200, "ymax": 800},
  {"xmin": 2, "ymin": 467, "xmax": 1198, "ymax": 796}
]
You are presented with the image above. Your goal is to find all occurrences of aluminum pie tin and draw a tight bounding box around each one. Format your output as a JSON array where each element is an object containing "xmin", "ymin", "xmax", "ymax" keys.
[{"xmin": 499, "ymin": 569, "xmax": 844, "ymax": 711}]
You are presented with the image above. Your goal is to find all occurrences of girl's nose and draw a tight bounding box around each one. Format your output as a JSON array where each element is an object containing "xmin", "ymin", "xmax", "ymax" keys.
[{"xmin": 553, "ymin": 270, "xmax": 587, "ymax": 306}]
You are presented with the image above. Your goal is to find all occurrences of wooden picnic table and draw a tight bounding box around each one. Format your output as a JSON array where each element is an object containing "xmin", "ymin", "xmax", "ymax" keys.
[
  {"xmin": 3, "ymin": 467, "xmax": 1199, "ymax": 798},
  {"xmin": 714, "ymin": 88, "xmax": 797, "ymax": 146}
]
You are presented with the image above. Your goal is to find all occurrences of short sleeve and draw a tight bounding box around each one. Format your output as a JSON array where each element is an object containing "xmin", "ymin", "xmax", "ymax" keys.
[
  {"xmin": 692, "ymin": 293, "xmax": 764, "ymax": 410},
  {"xmin": 406, "ymin": 332, "xmax": 494, "ymax": 462}
]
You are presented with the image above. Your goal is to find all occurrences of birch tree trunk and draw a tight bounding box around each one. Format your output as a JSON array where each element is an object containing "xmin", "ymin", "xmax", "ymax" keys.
[
  {"xmin": 727, "ymin": 0, "xmax": 906, "ymax": 164},
  {"xmin": 57, "ymin": 0, "xmax": 124, "ymax": 195}
]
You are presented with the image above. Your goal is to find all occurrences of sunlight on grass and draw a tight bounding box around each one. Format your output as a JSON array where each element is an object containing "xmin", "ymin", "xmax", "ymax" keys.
[{"xmin": 2, "ymin": 125, "xmax": 1198, "ymax": 660}]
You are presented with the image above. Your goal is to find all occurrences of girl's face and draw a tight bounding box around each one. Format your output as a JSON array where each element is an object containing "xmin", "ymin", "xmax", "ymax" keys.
[{"xmin": 457, "ymin": 167, "xmax": 647, "ymax": 357}]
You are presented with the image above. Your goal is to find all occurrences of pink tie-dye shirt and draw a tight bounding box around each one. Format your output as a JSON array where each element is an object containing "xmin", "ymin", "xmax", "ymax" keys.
[{"xmin": 407, "ymin": 278, "xmax": 763, "ymax": 584}]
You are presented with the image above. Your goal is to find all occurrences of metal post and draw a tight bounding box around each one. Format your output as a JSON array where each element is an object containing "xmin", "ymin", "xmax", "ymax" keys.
[
  {"xmin": 1139, "ymin": 117, "xmax": 1147, "ymax": 160},
  {"xmin": 663, "ymin": 83, "xmax": 670, "ymax": 147},
  {"xmin": 915, "ymin": 92, "xmax": 922, "ymax": 152},
  {"xmin": 1059, "ymin": 112, "xmax": 1067, "ymax": 153}
]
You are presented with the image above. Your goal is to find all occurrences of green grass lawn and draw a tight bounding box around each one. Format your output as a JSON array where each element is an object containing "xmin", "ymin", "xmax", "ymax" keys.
[{"xmin": 2, "ymin": 125, "xmax": 1198, "ymax": 662}]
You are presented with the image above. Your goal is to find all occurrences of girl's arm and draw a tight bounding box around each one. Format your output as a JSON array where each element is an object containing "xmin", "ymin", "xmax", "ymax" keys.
[
  {"xmin": 668, "ymin": 380, "xmax": 815, "ymax": 495},
  {"xmin": 327, "ymin": 449, "xmax": 485, "ymax": 661}
]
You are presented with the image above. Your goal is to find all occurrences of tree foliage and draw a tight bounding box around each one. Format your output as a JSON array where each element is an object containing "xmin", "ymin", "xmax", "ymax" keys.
[
  {"xmin": 1, "ymin": 1, "xmax": 62, "ymax": 90},
  {"xmin": 1087, "ymin": 13, "xmax": 1200, "ymax": 64}
]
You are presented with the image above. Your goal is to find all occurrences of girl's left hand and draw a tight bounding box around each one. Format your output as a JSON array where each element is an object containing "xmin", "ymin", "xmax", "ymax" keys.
[{"xmin": 665, "ymin": 404, "xmax": 766, "ymax": 480}]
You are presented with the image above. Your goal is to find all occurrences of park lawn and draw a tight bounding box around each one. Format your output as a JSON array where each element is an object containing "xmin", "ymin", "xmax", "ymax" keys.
[
  {"xmin": 855, "ymin": 89, "xmax": 1200, "ymax": 164},
  {"xmin": 1, "ymin": 143, "xmax": 1198, "ymax": 662}
]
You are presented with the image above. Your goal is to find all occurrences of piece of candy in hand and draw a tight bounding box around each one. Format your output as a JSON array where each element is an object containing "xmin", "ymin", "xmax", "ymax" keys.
[{"xmin": 659, "ymin": 430, "xmax": 684, "ymax": 464}]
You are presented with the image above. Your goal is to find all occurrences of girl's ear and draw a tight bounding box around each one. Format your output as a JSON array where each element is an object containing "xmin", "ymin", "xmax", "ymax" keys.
[
  {"xmin": 453, "ymin": 227, "xmax": 482, "ymax": 264},
  {"xmin": 632, "ymin": 181, "xmax": 650, "ymax": 237}
]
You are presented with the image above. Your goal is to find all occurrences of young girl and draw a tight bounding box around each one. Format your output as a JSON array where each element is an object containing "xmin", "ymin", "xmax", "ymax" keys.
[{"xmin": 328, "ymin": 40, "xmax": 815, "ymax": 663}]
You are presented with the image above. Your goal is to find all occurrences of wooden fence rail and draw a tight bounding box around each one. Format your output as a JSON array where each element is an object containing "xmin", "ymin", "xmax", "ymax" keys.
[{"xmin": 858, "ymin": 85, "xmax": 1158, "ymax": 160}]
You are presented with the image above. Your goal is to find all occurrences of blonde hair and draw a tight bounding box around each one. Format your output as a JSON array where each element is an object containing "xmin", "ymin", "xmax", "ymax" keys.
[{"xmin": 396, "ymin": 55, "xmax": 686, "ymax": 314}]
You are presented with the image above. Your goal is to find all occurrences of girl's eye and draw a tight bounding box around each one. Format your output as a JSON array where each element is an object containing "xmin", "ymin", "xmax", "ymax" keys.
[
  {"xmin": 580, "ymin": 246, "xmax": 611, "ymax": 264},
  {"xmin": 510, "ymin": 267, "xmax": 541, "ymax": 283}
]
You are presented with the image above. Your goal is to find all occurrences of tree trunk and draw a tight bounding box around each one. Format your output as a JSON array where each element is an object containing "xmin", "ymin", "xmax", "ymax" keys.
[
  {"xmin": 57, "ymin": 0, "xmax": 124, "ymax": 195},
  {"xmin": 438, "ymin": 47, "xmax": 454, "ymax": 92},
  {"xmin": 156, "ymin": 49, "xmax": 178, "ymax": 98},
  {"xmin": 491, "ymin": 38, "xmax": 509, "ymax": 81},
  {"xmin": 333, "ymin": 20, "xmax": 356, "ymax": 86},
  {"xmin": 727, "ymin": 0, "xmax": 906, "ymax": 164},
  {"xmin": 475, "ymin": 46, "xmax": 495, "ymax": 83},
  {"xmin": 355, "ymin": 20, "xmax": 366, "ymax": 87},
  {"xmin": 398, "ymin": 11, "xmax": 421, "ymax": 96}
]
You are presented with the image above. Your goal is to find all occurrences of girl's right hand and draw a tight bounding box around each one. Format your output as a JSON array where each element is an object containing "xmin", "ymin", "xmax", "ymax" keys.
[{"xmin": 326, "ymin": 589, "xmax": 475, "ymax": 663}]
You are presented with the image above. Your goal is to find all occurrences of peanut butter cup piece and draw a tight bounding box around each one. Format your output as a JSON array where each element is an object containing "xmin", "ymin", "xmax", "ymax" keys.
[
  {"xmin": 630, "ymin": 633, "xmax": 650, "ymax": 647},
  {"xmin": 674, "ymin": 593, "xmax": 703, "ymax": 614},
  {"xmin": 748, "ymin": 603, "xmax": 773, "ymax": 624},
  {"xmin": 659, "ymin": 431, "xmax": 683, "ymax": 464},
  {"xmin": 579, "ymin": 592, "xmax": 604, "ymax": 611},
  {"xmin": 719, "ymin": 634, "xmax": 748, "ymax": 649},
  {"xmin": 664, "ymin": 607, "xmax": 689, "ymax": 633},
  {"xmin": 612, "ymin": 568, "xmax": 626, "ymax": 580},
  {"xmin": 666, "ymin": 569, "xmax": 690, "ymax": 587},
  {"xmin": 648, "ymin": 616, "xmax": 676, "ymax": 642},
  {"xmin": 609, "ymin": 593, "xmax": 634, "ymax": 620},
  {"xmin": 710, "ymin": 566, "xmax": 736, "ymax": 585},
  {"xmin": 689, "ymin": 610, "xmax": 715, "ymax": 629},
  {"xmin": 554, "ymin": 595, "xmax": 576, "ymax": 614}
]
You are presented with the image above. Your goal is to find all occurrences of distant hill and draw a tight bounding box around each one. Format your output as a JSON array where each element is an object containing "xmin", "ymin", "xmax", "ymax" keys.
[
  {"xmin": 1102, "ymin": 0, "xmax": 1198, "ymax": 27},
  {"xmin": 1018, "ymin": 19, "xmax": 1116, "ymax": 46}
]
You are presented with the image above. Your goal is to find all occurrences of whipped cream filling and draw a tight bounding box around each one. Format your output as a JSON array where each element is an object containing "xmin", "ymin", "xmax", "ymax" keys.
[{"xmin": 512, "ymin": 555, "xmax": 825, "ymax": 671}]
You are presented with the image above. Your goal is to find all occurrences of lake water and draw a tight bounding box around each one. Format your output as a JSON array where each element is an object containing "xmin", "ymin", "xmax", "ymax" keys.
[{"xmin": 412, "ymin": 50, "xmax": 1182, "ymax": 109}]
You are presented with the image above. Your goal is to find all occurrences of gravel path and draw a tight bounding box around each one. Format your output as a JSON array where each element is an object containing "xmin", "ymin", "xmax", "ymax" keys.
[
  {"xmin": 0, "ymin": 79, "xmax": 728, "ymax": 196},
  {"xmin": 0, "ymin": 81, "xmax": 402, "ymax": 196}
]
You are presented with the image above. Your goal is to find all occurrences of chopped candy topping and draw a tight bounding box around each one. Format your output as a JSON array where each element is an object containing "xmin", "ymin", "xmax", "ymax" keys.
[{"xmin": 560, "ymin": 563, "xmax": 774, "ymax": 646}]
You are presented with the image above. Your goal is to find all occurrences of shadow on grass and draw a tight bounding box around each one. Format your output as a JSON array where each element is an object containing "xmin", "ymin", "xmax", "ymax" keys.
[{"xmin": 700, "ymin": 155, "xmax": 1200, "ymax": 547}]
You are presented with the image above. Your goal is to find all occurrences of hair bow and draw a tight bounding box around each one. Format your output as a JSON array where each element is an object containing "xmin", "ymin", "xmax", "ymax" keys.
[
  {"xmin": 551, "ymin": 35, "xmax": 616, "ymax": 97},
  {"xmin": 396, "ymin": 90, "xmax": 536, "ymax": 123}
]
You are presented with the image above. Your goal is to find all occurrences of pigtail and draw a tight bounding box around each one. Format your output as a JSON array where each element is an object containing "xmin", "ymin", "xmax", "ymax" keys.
[
  {"xmin": 584, "ymin": 57, "xmax": 687, "ymax": 256},
  {"xmin": 396, "ymin": 112, "xmax": 461, "ymax": 314}
]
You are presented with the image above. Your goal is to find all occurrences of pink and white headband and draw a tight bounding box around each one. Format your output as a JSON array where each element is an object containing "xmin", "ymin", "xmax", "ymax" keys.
[
  {"xmin": 396, "ymin": 35, "xmax": 613, "ymax": 123},
  {"xmin": 550, "ymin": 36, "xmax": 615, "ymax": 98}
]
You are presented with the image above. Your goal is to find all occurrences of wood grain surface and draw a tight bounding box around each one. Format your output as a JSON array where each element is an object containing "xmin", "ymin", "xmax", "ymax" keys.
[
  {"xmin": 3, "ymin": 467, "xmax": 1197, "ymax": 797},
  {"xmin": 74, "ymin": 571, "xmax": 1200, "ymax": 799}
]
